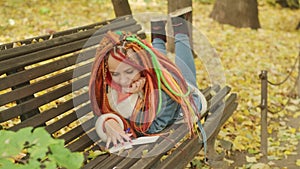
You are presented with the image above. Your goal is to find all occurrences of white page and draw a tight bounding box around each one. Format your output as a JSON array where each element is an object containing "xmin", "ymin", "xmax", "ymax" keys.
[{"xmin": 109, "ymin": 136, "xmax": 160, "ymax": 153}]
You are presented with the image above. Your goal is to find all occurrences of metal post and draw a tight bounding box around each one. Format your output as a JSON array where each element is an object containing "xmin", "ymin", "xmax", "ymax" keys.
[
  {"xmin": 297, "ymin": 52, "xmax": 300, "ymax": 98},
  {"xmin": 259, "ymin": 70, "xmax": 268, "ymax": 162}
]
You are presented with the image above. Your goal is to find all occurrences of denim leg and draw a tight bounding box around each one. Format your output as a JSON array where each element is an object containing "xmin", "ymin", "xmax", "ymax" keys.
[
  {"xmin": 152, "ymin": 38, "xmax": 167, "ymax": 55},
  {"xmin": 175, "ymin": 33, "xmax": 197, "ymax": 88}
]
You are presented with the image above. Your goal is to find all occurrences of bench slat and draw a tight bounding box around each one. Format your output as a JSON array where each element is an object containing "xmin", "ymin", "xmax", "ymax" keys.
[
  {"xmin": 209, "ymin": 85, "xmax": 230, "ymax": 109},
  {"xmin": 128, "ymin": 124, "xmax": 188, "ymax": 169},
  {"xmin": 0, "ymin": 24, "xmax": 141, "ymax": 74},
  {"xmin": 0, "ymin": 76, "xmax": 88, "ymax": 122},
  {"xmin": 0, "ymin": 18, "xmax": 119, "ymax": 51},
  {"xmin": 58, "ymin": 117, "xmax": 94, "ymax": 144},
  {"xmin": 0, "ymin": 18, "xmax": 136, "ymax": 61},
  {"xmin": 8, "ymin": 92, "xmax": 89, "ymax": 132},
  {"xmin": 82, "ymin": 154, "xmax": 110, "ymax": 169},
  {"xmin": 154, "ymin": 93, "xmax": 238, "ymax": 169},
  {"xmin": 0, "ymin": 62, "xmax": 91, "ymax": 106},
  {"xmin": 94, "ymin": 154, "xmax": 125, "ymax": 169},
  {"xmin": 0, "ymin": 49, "xmax": 94, "ymax": 91},
  {"xmin": 45, "ymin": 103, "xmax": 91, "ymax": 135},
  {"xmin": 9, "ymin": 100, "xmax": 72, "ymax": 131},
  {"xmin": 112, "ymin": 145, "xmax": 149, "ymax": 169},
  {"xmin": 66, "ymin": 130, "xmax": 98, "ymax": 152}
]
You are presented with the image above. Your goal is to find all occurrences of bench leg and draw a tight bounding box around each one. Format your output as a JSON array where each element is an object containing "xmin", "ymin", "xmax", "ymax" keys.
[
  {"xmin": 204, "ymin": 101, "xmax": 236, "ymax": 169},
  {"xmin": 206, "ymin": 128, "xmax": 229, "ymax": 169},
  {"xmin": 207, "ymin": 132, "xmax": 224, "ymax": 161}
]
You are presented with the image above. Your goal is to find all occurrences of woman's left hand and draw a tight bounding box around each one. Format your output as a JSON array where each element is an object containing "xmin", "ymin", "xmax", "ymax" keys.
[
  {"xmin": 104, "ymin": 119, "xmax": 132, "ymax": 149},
  {"xmin": 123, "ymin": 77, "xmax": 146, "ymax": 94}
]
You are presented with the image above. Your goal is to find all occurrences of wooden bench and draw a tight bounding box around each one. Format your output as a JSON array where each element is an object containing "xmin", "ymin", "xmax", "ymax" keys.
[{"xmin": 0, "ymin": 16, "xmax": 238, "ymax": 168}]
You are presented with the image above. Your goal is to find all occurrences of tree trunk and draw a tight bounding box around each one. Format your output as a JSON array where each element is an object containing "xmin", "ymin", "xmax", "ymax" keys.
[
  {"xmin": 167, "ymin": 0, "xmax": 192, "ymax": 53},
  {"xmin": 210, "ymin": 0, "xmax": 260, "ymax": 29},
  {"xmin": 111, "ymin": 0, "xmax": 132, "ymax": 17}
]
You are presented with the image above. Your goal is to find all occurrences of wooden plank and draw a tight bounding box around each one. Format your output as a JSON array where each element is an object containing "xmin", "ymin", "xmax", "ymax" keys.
[
  {"xmin": 93, "ymin": 154, "xmax": 124, "ymax": 169},
  {"xmin": 0, "ymin": 16, "xmax": 129, "ymax": 51},
  {"xmin": 0, "ymin": 24, "xmax": 142, "ymax": 74},
  {"xmin": 66, "ymin": 130, "xmax": 98, "ymax": 152},
  {"xmin": 0, "ymin": 18, "xmax": 136, "ymax": 61},
  {"xmin": 58, "ymin": 117, "xmax": 94, "ymax": 144},
  {"xmin": 209, "ymin": 86, "xmax": 230, "ymax": 109},
  {"xmin": 218, "ymin": 94, "xmax": 238, "ymax": 127},
  {"xmin": 45, "ymin": 103, "xmax": 91, "ymax": 134},
  {"xmin": 46, "ymin": 112, "xmax": 78, "ymax": 133},
  {"xmin": 129, "ymin": 88, "xmax": 235, "ymax": 168},
  {"xmin": 155, "ymin": 134, "xmax": 203, "ymax": 169},
  {"xmin": 114, "ymin": 145, "xmax": 150, "ymax": 169},
  {"xmin": 9, "ymin": 98, "xmax": 74, "ymax": 131},
  {"xmin": 160, "ymin": 102, "xmax": 237, "ymax": 169},
  {"xmin": 154, "ymin": 92, "xmax": 237, "ymax": 169},
  {"xmin": 58, "ymin": 126, "xmax": 87, "ymax": 145},
  {"xmin": 1, "ymin": 68, "xmax": 73, "ymax": 105},
  {"xmin": 0, "ymin": 62, "xmax": 91, "ymax": 106},
  {"xmin": 0, "ymin": 18, "xmax": 116, "ymax": 50},
  {"xmin": 84, "ymin": 123, "xmax": 185, "ymax": 169},
  {"xmin": 8, "ymin": 92, "xmax": 89, "ymax": 131},
  {"xmin": 129, "ymin": 124, "xmax": 189, "ymax": 169},
  {"xmin": 0, "ymin": 48, "xmax": 95, "ymax": 91},
  {"xmin": 0, "ymin": 75, "xmax": 88, "ymax": 122},
  {"xmin": 82, "ymin": 154, "xmax": 110, "ymax": 169}
]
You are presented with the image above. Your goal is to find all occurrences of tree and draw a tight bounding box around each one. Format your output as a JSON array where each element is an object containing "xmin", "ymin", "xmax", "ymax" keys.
[
  {"xmin": 111, "ymin": 0, "xmax": 132, "ymax": 17},
  {"xmin": 210, "ymin": 0, "xmax": 261, "ymax": 29}
]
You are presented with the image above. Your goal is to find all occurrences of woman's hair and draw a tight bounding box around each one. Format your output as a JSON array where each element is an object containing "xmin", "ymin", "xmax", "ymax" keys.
[{"xmin": 89, "ymin": 31, "xmax": 198, "ymax": 136}]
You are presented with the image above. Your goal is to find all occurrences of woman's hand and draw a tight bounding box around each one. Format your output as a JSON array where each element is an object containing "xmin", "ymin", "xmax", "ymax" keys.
[
  {"xmin": 104, "ymin": 119, "xmax": 132, "ymax": 149},
  {"xmin": 123, "ymin": 77, "xmax": 146, "ymax": 94}
]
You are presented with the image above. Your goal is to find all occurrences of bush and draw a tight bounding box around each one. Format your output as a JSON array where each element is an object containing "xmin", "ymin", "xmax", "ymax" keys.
[{"xmin": 0, "ymin": 127, "xmax": 84, "ymax": 169}]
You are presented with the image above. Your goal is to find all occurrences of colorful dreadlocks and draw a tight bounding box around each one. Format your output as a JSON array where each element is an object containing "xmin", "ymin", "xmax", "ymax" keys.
[{"xmin": 89, "ymin": 31, "xmax": 199, "ymax": 137}]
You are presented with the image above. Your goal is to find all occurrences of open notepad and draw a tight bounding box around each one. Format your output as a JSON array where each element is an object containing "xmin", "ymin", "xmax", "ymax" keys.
[{"xmin": 109, "ymin": 136, "xmax": 159, "ymax": 153}]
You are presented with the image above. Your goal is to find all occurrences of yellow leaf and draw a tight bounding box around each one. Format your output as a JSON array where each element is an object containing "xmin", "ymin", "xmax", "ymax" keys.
[
  {"xmin": 293, "ymin": 112, "xmax": 300, "ymax": 118},
  {"xmin": 296, "ymin": 159, "xmax": 300, "ymax": 166},
  {"xmin": 246, "ymin": 156, "xmax": 257, "ymax": 163},
  {"xmin": 284, "ymin": 150, "xmax": 291, "ymax": 155},
  {"xmin": 250, "ymin": 163, "xmax": 270, "ymax": 169},
  {"xmin": 267, "ymin": 128, "xmax": 272, "ymax": 134},
  {"xmin": 289, "ymin": 127, "xmax": 296, "ymax": 134},
  {"xmin": 142, "ymin": 149, "xmax": 148, "ymax": 157}
]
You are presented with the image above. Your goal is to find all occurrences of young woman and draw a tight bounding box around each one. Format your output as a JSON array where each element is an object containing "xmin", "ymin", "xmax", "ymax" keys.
[{"xmin": 89, "ymin": 8, "xmax": 207, "ymax": 149}]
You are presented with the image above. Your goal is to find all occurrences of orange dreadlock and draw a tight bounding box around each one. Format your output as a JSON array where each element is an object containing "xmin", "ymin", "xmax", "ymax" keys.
[{"xmin": 89, "ymin": 31, "xmax": 198, "ymax": 137}]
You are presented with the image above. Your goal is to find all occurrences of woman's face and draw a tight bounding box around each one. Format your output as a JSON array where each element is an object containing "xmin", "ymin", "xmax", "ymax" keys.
[{"xmin": 107, "ymin": 54, "xmax": 141, "ymax": 90}]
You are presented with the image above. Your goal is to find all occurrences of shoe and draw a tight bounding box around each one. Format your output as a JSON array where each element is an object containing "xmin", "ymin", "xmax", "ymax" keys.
[
  {"xmin": 151, "ymin": 16, "xmax": 167, "ymax": 42},
  {"xmin": 169, "ymin": 6, "xmax": 192, "ymax": 36}
]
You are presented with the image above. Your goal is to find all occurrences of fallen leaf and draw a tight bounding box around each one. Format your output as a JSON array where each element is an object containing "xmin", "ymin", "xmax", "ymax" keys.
[
  {"xmin": 250, "ymin": 163, "xmax": 271, "ymax": 169},
  {"xmin": 246, "ymin": 156, "xmax": 257, "ymax": 163}
]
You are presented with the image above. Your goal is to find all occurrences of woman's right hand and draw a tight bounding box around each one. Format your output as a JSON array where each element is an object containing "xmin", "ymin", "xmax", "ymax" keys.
[
  {"xmin": 123, "ymin": 77, "xmax": 146, "ymax": 94},
  {"xmin": 104, "ymin": 119, "xmax": 132, "ymax": 149}
]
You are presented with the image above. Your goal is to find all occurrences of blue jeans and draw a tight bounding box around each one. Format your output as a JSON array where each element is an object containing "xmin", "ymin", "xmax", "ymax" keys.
[{"xmin": 152, "ymin": 34, "xmax": 197, "ymax": 88}]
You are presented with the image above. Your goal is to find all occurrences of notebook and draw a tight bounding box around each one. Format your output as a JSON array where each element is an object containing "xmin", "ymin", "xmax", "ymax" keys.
[{"xmin": 109, "ymin": 135, "xmax": 159, "ymax": 153}]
